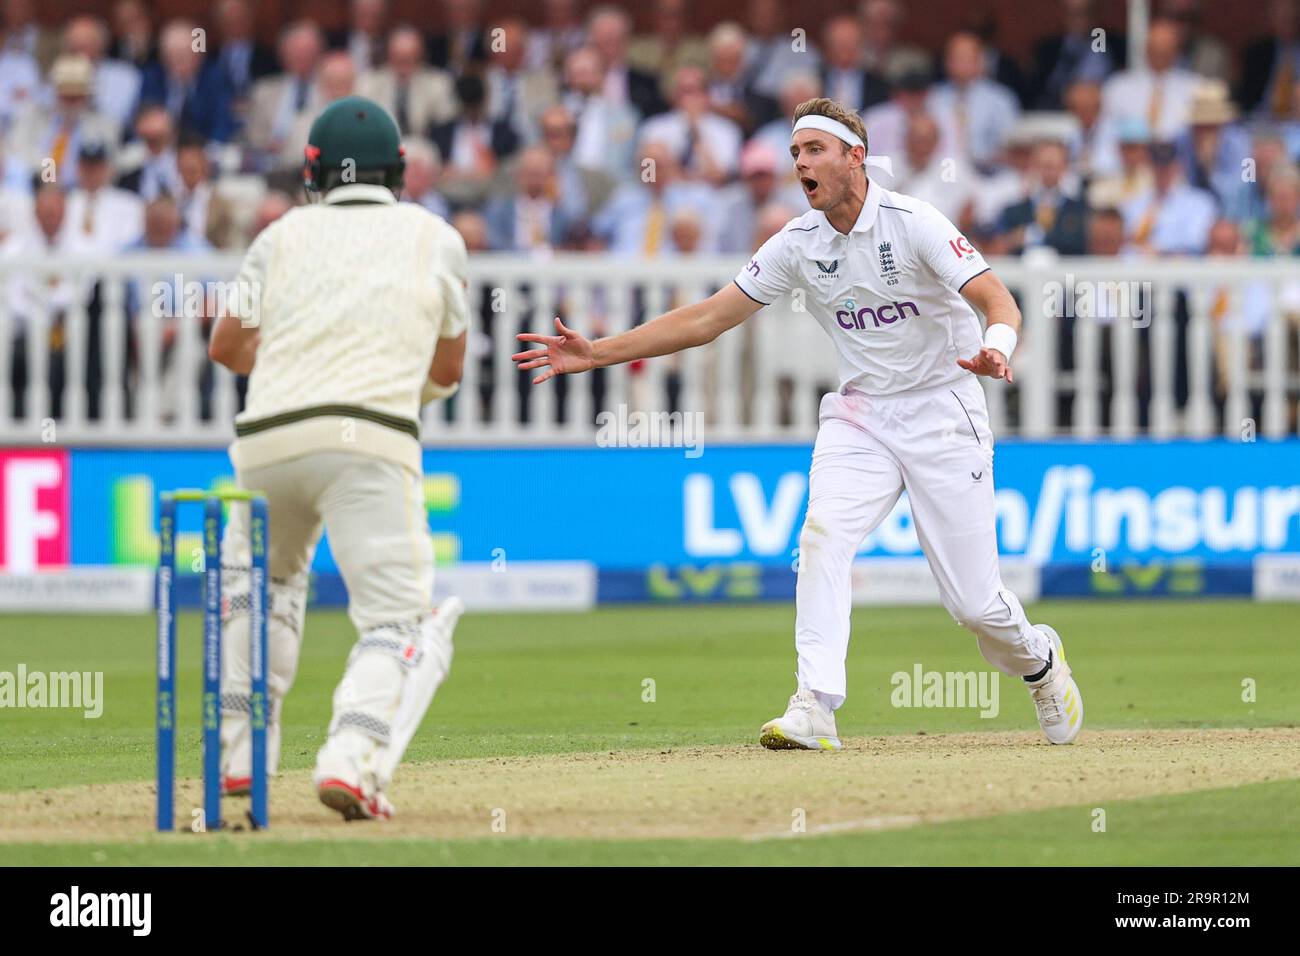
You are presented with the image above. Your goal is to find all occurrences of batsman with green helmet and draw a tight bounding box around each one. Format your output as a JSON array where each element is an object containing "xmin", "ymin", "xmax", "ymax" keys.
[{"xmin": 209, "ymin": 96, "xmax": 468, "ymax": 821}]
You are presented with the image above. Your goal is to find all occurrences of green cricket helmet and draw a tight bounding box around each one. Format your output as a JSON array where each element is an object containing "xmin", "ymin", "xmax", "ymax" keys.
[{"xmin": 302, "ymin": 95, "xmax": 405, "ymax": 193}]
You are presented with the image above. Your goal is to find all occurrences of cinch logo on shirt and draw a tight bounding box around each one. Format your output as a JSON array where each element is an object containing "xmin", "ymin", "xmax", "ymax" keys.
[{"xmin": 835, "ymin": 299, "xmax": 920, "ymax": 330}]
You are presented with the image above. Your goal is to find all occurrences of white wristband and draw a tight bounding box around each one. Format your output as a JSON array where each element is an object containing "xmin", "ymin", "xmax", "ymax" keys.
[
  {"xmin": 421, "ymin": 379, "xmax": 460, "ymax": 404},
  {"xmin": 983, "ymin": 323, "xmax": 1017, "ymax": 361}
]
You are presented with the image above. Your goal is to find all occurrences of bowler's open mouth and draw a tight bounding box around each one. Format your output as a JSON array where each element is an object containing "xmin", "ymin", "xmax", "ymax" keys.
[{"xmin": 801, "ymin": 176, "xmax": 819, "ymax": 198}]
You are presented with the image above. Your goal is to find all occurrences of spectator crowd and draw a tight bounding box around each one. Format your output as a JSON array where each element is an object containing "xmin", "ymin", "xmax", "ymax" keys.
[{"xmin": 1, "ymin": 0, "xmax": 1299, "ymax": 432}]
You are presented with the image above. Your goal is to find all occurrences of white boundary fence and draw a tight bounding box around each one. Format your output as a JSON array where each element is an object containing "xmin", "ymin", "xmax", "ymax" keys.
[{"xmin": 0, "ymin": 253, "xmax": 1296, "ymax": 446}]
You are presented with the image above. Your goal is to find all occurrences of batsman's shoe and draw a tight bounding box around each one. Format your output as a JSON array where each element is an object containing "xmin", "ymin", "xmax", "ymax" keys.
[
  {"xmin": 759, "ymin": 686, "xmax": 842, "ymax": 750},
  {"xmin": 222, "ymin": 776, "xmax": 251, "ymax": 797},
  {"xmin": 317, "ymin": 778, "xmax": 395, "ymax": 821},
  {"xmin": 1026, "ymin": 625, "xmax": 1083, "ymax": 744}
]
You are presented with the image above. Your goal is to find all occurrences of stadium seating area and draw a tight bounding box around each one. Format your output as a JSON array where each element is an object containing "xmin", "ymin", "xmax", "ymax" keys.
[{"xmin": 1, "ymin": 0, "xmax": 1299, "ymax": 437}]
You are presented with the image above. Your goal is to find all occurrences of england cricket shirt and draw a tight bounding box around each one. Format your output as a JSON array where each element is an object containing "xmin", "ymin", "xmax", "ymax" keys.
[{"xmin": 733, "ymin": 179, "xmax": 991, "ymax": 396}]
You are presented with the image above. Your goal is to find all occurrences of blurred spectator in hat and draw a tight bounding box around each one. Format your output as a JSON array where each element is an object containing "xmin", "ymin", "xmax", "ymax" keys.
[
  {"xmin": 818, "ymin": 15, "xmax": 889, "ymax": 114},
  {"xmin": 537, "ymin": 103, "xmax": 615, "ymax": 220},
  {"xmin": 1161, "ymin": 0, "xmax": 1230, "ymax": 83},
  {"xmin": 430, "ymin": 73, "xmax": 520, "ymax": 207},
  {"xmin": 358, "ymin": 26, "xmax": 456, "ymax": 138},
  {"xmin": 327, "ymin": 0, "xmax": 390, "ymax": 74},
  {"xmin": 751, "ymin": 70, "xmax": 821, "ymax": 160},
  {"xmin": 174, "ymin": 134, "xmax": 238, "ymax": 249},
  {"xmin": 705, "ymin": 22, "xmax": 776, "ymax": 135},
  {"xmin": 526, "ymin": 0, "xmax": 586, "ymax": 73},
  {"xmin": 213, "ymin": 0, "xmax": 277, "ymax": 104},
  {"xmin": 486, "ymin": 145, "xmax": 584, "ymax": 253},
  {"xmin": 994, "ymin": 138, "xmax": 1087, "ymax": 255},
  {"xmin": 1096, "ymin": 17, "xmax": 1198, "ymax": 173},
  {"xmin": 60, "ymin": 15, "xmax": 141, "ymax": 133},
  {"xmin": 139, "ymin": 19, "xmax": 237, "ymax": 144},
  {"xmin": 428, "ymin": 0, "xmax": 489, "ymax": 76},
  {"xmin": 591, "ymin": 140, "xmax": 719, "ymax": 256},
  {"xmin": 1031, "ymin": 0, "xmax": 1116, "ymax": 110},
  {"xmin": 485, "ymin": 18, "xmax": 559, "ymax": 145},
  {"xmin": 245, "ymin": 20, "xmax": 324, "ymax": 162},
  {"xmin": 277, "ymin": 51, "xmax": 356, "ymax": 171},
  {"xmin": 10, "ymin": 55, "xmax": 120, "ymax": 189},
  {"xmin": 560, "ymin": 47, "xmax": 640, "ymax": 183},
  {"xmin": 1239, "ymin": 0, "xmax": 1299, "ymax": 118},
  {"xmin": 0, "ymin": 23, "xmax": 40, "ymax": 131},
  {"xmin": 716, "ymin": 140, "xmax": 800, "ymax": 253},
  {"xmin": 1183, "ymin": 80, "xmax": 1249, "ymax": 208},
  {"xmin": 1122, "ymin": 140, "xmax": 1217, "ymax": 255},
  {"xmin": 2, "ymin": 0, "xmax": 59, "ymax": 71},
  {"xmin": 1063, "ymin": 80, "xmax": 1105, "ymax": 180},
  {"xmin": 887, "ymin": 113, "xmax": 979, "ymax": 228},
  {"xmin": 862, "ymin": 70, "xmax": 955, "ymax": 163},
  {"xmin": 858, "ymin": 0, "xmax": 930, "ymax": 83},
  {"xmin": 744, "ymin": 0, "xmax": 820, "ymax": 101},
  {"xmin": 587, "ymin": 6, "xmax": 668, "ymax": 119},
  {"xmin": 628, "ymin": 0, "xmax": 710, "ymax": 78},
  {"xmin": 109, "ymin": 0, "xmax": 157, "ymax": 71},
  {"xmin": 1221, "ymin": 131, "xmax": 1289, "ymax": 223},
  {"xmin": 929, "ymin": 31, "xmax": 1020, "ymax": 172},
  {"xmin": 115, "ymin": 104, "xmax": 182, "ymax": 200},
  {"xmin": 62, "ymin": 139, "xmax": 142, "ymax": 252},
  {"xmin": 400, "ymin": 137, "xmax": 449, "ymax": 219},
  {"xmin": 1088, "ymin": 117, "xmax": 1155, "ymax": 209},
  {"xmin": 639, "ymin": 65, "xmax": 743, "ymax": 186}
]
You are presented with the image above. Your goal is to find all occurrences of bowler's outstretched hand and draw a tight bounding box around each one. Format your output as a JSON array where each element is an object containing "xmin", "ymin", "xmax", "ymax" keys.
[
  {"xmin": 957, "ymin": 347, "xmax": 1013, "ymax": 383},
  {"xmin": 513, "ymin": 317, "xmax": 595, "ymax": 384}
]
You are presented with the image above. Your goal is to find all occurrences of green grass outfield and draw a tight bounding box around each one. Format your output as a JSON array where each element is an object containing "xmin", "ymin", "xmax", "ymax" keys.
[{"xmin": 1, "ymin": 600, "xmax": 1297, "ymax": 865}]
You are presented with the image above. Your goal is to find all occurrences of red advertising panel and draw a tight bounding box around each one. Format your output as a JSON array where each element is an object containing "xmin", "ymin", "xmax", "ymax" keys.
[{"xmin": 0, "ymin": 449, "xmax": 71, "ymax": 571}]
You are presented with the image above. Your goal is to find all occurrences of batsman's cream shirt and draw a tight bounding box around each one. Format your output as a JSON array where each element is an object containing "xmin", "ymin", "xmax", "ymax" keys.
[
  {"xmin": 733, "ymin": 179, "xmax": 990, "ymax": 396},
  {"xmin": 229, "ymin": 183, "xmax": 470, "ymax": 474}
]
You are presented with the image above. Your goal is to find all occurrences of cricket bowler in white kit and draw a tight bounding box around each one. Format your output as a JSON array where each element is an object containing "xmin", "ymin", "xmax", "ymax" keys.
[
  {"xmin": 208, "ymin": 97, "xmax": 469, "ymax": 820},
  {"xmin": 514, "ymin": 99, "xmax": 1083, "ymax": 750}
]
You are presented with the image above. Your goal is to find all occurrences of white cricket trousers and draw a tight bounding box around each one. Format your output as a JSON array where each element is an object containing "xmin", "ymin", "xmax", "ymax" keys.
[{"xmin": 795, "ymin": 374, "xmax": 1051, "ymax": 708}]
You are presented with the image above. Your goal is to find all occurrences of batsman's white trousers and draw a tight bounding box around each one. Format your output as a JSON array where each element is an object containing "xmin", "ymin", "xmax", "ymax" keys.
[
  {"xmin": 796, "ymin": 374, "xmax": 1052, "ymax": 708},
  {"xmin": 225, "ymin": 451, "xmax": 434, "ymax": 631}
]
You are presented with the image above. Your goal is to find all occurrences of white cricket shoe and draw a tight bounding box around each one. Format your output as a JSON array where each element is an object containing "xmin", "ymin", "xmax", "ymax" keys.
[
  {"xmin": 1026, "ymin": 624, "xmax": 1083, "ymax": 744},
  {"xmin": 759, "ymin": 685, "xmax": 842, "ymax": 751}
]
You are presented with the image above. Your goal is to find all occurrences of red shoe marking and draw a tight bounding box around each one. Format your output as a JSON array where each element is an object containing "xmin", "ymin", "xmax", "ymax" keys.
[{"xmin": 318, "ymin": 778, "xmax": 391, "ymax": 819}]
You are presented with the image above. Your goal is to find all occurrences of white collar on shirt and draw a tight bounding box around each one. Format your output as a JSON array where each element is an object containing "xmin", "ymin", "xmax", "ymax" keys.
[
  {"xmin": 814, "ymin": 177, "xmax": 883, "ymax": 238},
  {"xmin": 323, "ymin": 183, "xmax": 397, "ymax": 205}
]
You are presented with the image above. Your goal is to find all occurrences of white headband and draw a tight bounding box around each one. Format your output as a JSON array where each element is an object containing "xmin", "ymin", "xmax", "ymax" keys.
[
  {"xmin": 791, "ymin": 114, "xmax": 894, "ymax": 177},
  {"xmin": 792, "ymin": 115, "xmax": 864, "ymax": 150}
]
